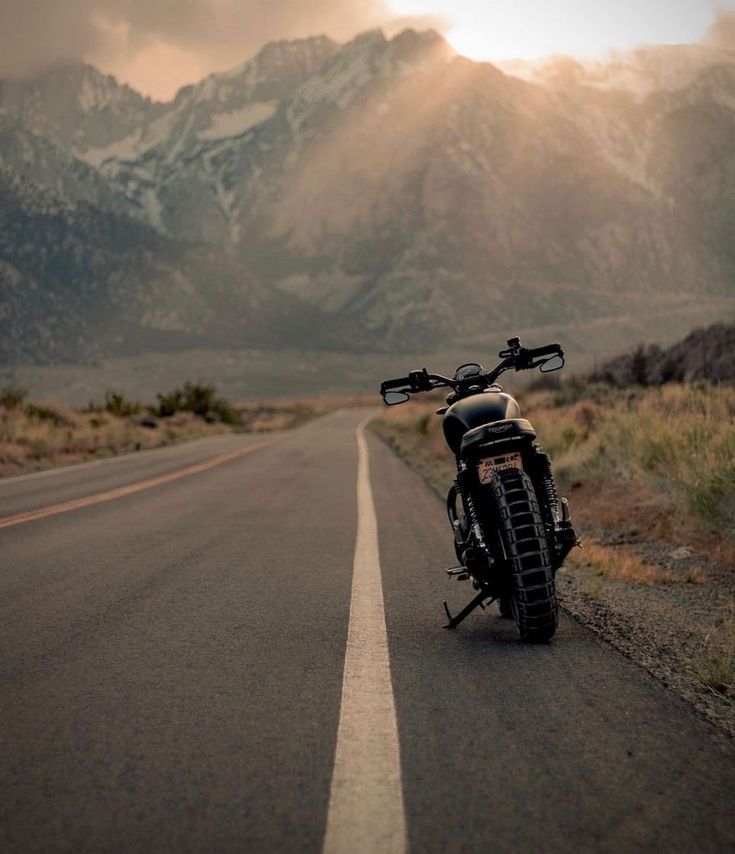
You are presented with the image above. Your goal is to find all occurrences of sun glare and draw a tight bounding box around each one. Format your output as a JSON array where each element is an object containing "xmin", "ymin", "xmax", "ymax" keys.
[{"xmin": 387, "ymin": 0, "xmax": 718, "ymax": 62}]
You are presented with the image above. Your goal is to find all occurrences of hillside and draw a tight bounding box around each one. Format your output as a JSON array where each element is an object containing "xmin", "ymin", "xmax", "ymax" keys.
[
  {"xmin": 593, "ymin": 323, "xmax": 735, "ymax": 385},
  {"xmin": 0, "ymin": 167, "xmax": 313, "ymax": 363}
]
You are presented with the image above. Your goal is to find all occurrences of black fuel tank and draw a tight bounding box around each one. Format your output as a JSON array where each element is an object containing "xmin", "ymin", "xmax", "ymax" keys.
[{"xmin": 442, "ymin": 392, "xmax": 521, "ymax": 455}]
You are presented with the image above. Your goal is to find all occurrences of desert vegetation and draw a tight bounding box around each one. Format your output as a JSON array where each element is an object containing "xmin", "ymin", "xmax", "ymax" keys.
[
  {"xmin": 0, "ymin": 382, "xmax": 365, "ymax": 477},
  {"xmin": 374, "ymin": 381, "xmax": 735, "ymax": 542}
]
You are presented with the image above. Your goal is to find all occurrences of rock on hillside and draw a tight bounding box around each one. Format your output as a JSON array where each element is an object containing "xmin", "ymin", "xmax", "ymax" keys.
[{"xmin": 592, "ymin": 323, "xmax": 735, "ymax": 385}]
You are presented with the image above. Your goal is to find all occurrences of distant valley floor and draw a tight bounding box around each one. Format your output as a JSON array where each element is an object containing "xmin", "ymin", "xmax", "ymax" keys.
[{"xmin": 5, "ymin": 296, "xmax": 734, "ymax": 406}]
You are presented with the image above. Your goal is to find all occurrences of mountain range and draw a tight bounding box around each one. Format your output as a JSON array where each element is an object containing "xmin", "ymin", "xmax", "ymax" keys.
[{"xmin": 1, "ymin": 29, "xmax": 734, "ymax": 363}]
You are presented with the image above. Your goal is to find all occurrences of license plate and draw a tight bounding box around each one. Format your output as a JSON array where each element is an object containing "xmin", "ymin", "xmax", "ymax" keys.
[{"xmin": 477, "ymin": 452, "xmax": 523, "ymax": 484}]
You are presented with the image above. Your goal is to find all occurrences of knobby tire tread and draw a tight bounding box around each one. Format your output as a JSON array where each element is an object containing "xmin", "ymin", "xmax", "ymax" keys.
[{"xmin": 489, "ymin": 468, "xmax": 558, "ymax": 642}]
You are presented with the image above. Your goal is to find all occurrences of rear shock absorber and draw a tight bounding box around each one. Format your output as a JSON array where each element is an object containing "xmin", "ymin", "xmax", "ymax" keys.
[
  {"xmin": 532, "ymin": 446, "xmax": 579, "ymax": 566},
  {"xmin": 457, "ymin": 464, "xmax": 487, "ymax": 552},
  {"xmin": 533, "ymin": 447, "xmax": 560, "ymax": 525}
]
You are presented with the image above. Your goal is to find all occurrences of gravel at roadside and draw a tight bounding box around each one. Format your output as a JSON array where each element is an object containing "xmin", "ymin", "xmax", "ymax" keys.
[{"xmin": 559, "ymin": 522, "xmax": 735, "ymax": 738}]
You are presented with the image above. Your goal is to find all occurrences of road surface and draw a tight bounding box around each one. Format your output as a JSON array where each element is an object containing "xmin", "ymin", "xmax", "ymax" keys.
[{"xmin": 1, "ymin": 410, "xmax": 733, "ymax": 852}]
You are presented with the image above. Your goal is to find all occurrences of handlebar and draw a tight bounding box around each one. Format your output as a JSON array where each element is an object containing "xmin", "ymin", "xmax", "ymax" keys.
[
  {"xmin": 380, "ymin": 369, "xmax": 452, "ymax": 395},
  {"xmin": 514, "ymin": 343, "xmax": 564, "ymax": 370},
  {"xmin": 380, "ymin": 338, "xmax": 564, "ymax": 401}
]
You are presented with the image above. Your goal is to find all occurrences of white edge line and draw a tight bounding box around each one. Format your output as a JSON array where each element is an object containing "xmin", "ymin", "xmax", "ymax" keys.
[{"xmin": 323, "ymin": 414, "xmax": 407, "ymax": 854}]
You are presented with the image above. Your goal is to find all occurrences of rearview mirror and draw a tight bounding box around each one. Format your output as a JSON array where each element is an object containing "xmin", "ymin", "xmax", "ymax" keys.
[
  {"xmin": 383, "ymin": 391, "xmax": 410, "ymax": 405},
  {"xmin": 540, "ymin": 354, "xmax": 565, "ymax": 373}
]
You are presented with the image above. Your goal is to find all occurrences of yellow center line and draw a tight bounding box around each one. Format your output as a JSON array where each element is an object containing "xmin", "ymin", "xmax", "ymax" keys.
[{"xmin": 0, "ymin": 438, "xmax": 279, "ymax": 531}]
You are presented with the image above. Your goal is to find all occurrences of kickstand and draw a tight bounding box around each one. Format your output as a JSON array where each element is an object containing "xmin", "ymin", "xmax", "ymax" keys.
[{"xmin": 443, "ymin": 589, "xmax": 495, "ymax": 629}]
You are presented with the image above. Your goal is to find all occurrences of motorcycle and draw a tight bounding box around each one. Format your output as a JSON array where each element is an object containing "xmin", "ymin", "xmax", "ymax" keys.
[{"xmin": 380, "ymin": 337, "xmax": 580, "ymax": 642}]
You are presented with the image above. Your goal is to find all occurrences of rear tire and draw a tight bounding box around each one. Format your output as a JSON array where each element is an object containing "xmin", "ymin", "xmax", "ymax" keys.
[
  {"xmin": 488, "ymin": 468, "xmax": 557, "ymax": 642},
  {"xmin": 498, "ymin": 595, "xmax": 513, "ymax": 618}
]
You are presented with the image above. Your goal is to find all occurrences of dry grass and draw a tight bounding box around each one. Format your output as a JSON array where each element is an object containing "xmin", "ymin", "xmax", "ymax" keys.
[
  {"xmin": 567, "ymin": 540, "xmax": 681, "ymax": 586},
  {"xmin": 374, "ymin": 383, "xmax": 735, "ymax": 549},
  {"xmin": 525, "ymin": 383, "xmax": 735, "ymax": 538},
  {"xmin": 0, "ymin": 393, "xmax": 370, "ymax": 478},
  {"xmin": 699, "ymin": 617, "xmax": 735, "ymax": 697},
  {"xmin": 0, "ymin": 403, "xmax": 229, "ymax": 477}
]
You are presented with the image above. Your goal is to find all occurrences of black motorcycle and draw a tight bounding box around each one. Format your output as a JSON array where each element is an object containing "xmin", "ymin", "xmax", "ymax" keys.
[{"xmin": 380, "ymin": 337, "xmax": 580, "ymax": 642}]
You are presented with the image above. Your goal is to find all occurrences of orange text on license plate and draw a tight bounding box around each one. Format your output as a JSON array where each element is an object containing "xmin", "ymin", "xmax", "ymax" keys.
[{"xmin": 477, "ymin": 452, "xmax": 523, "ymax": 485}]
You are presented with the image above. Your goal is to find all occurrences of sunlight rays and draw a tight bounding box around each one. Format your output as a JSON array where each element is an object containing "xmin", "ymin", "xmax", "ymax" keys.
[{"xmin": 386, "ymin": 0, "xmax": 721, "ymax": 62}]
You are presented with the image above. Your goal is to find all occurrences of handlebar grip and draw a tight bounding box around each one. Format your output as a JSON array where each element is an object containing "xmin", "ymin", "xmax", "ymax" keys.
[
  {"xmin": 381, "ymin": 376, "xmax": 411, "ymax": 392},
  {"xmin": 529, "ymin": 343, "xmax": 562, "ymax": 358}
]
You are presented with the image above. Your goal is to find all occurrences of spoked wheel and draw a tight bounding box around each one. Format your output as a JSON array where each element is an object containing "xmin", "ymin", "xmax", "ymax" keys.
[{"xmin": 489, "ymin": 468, "xmax": 557, "ymax": 642}]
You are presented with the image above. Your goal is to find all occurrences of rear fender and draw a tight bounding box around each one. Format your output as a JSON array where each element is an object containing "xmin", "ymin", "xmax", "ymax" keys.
[{"xmin": 458, "ymin": 418, "xmax": 536, "ymax": 459}]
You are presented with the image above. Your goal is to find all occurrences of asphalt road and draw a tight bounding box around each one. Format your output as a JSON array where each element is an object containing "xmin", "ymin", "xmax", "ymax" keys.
[{"xmin": 1, "ymin": 409, "xmax": 733, "ymax": 853}]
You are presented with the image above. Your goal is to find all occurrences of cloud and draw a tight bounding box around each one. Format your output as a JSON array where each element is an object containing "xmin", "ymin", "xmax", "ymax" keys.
[
  {"xmin": 704, "ymin": 6, "xmax": 735, "ymax": 48},
  {"xmin": 0, "ymin": 0, "xmax": 424, "ymax": 97},
  {"xmin": 1, "ymin": 1, "xmax": 103, "ymax": 76}
]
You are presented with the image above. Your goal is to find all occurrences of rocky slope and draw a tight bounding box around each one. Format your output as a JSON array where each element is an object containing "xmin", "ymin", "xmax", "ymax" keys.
[
  {"xmin": 1, "ymin": 29, "xmax": 734, "ymax": 362},
  {"xmin": 593, "ymin": 322, "xmax": 735, "ymax": 385},
  {"xmin": 0, "ymin": 115, "xmax": 133, "ymax": 213},
  {"xmin": 0, "ymin": 63, "xmax": 164, "ymax": 164},
  {"xmin": 0, "ymin": 167, "xmax": 311, "ymax": 363}
]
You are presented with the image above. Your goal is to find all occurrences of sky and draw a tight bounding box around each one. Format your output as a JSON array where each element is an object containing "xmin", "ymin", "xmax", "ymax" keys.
[{"xmin": 1, "ymin": 0, "xmax": 734, "ymax": 100}]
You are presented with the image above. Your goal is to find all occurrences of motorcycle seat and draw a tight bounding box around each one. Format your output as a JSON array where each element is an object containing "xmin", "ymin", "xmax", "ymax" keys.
[{"xmin": 460, "ymin": 418, "xmax": 536, "ymax": 456}]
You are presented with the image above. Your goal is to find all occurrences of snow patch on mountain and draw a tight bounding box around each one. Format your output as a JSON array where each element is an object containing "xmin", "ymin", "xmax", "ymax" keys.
[
  {"xmin": 199, "ymin": 102, "xmax": 277, "ymax": 140},
  {"xmin": 81, "ymin": 130, "xmax": 143, "ymax": 166},
  {"xmin": 140, "ymin": 188, "xmax": 164, "ymax": 231}
]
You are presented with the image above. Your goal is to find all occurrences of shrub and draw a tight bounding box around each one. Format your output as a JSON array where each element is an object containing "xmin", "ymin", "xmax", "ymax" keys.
[
  {"xmin": 104, "ymin": 391, "xmax": 141, "ymax": 417},
  {"xmin": 182, "ymin": 381, "xmax": 217, "ymax": 417},
  {"xmin": 25, "ymin": 403, "xmax": 71, "ymax": 427},
  {"xmin": 208, "ymin": 397, "xmax": 240, "ymax": 426},
  {"xmin": 0, "ymin": 383, "xmax": 28, "ymax": 410},
  {"xmin": 154, "ymin": 380, "xmax": 239, "ymax": 424},
  {"xmin": 155, "ymin": 388, "xmax": 184, "ymax": 417},
  {"xmin": 630, "ymin": 344, "xmax": 650, "ymax": 386}
]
